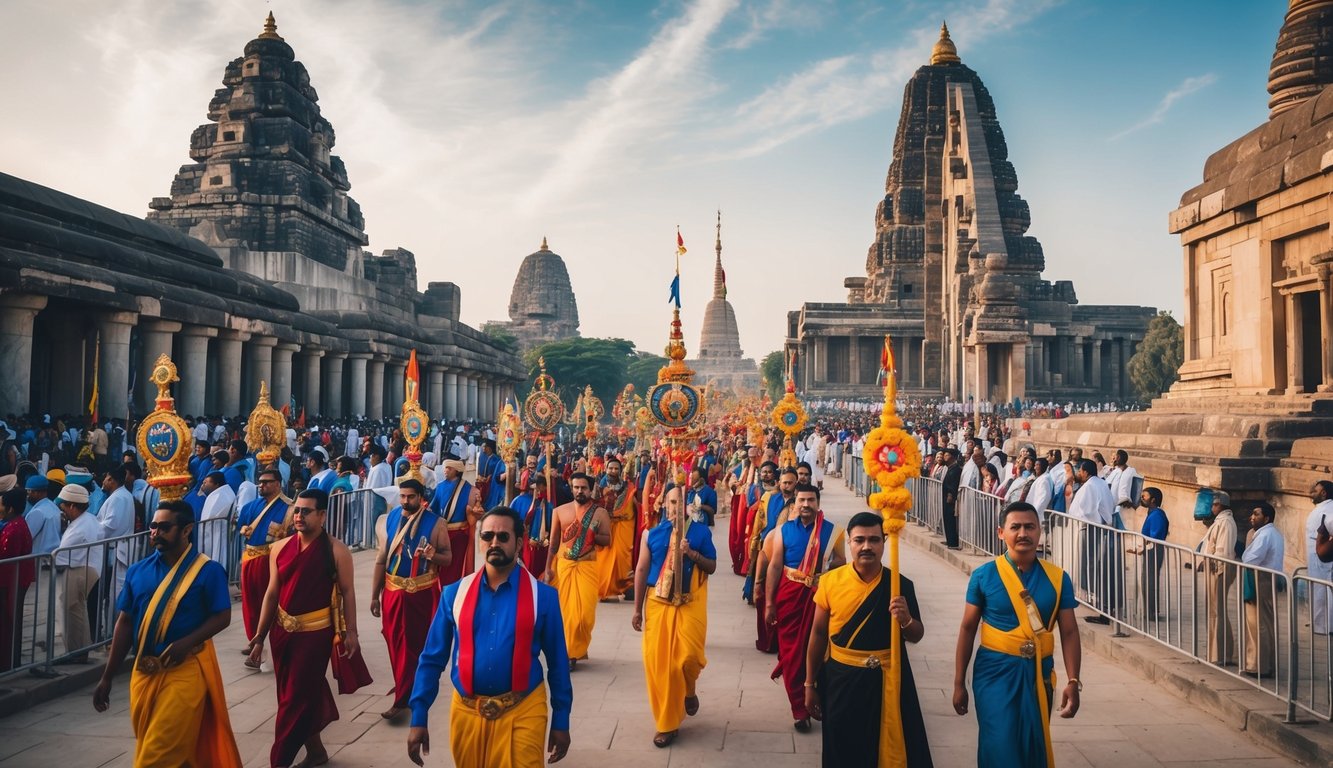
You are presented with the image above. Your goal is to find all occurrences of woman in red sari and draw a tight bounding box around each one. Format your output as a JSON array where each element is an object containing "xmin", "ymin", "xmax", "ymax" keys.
[{"xmin": 0, "ymin": 487, "xmax": 35, "ymax": 671}]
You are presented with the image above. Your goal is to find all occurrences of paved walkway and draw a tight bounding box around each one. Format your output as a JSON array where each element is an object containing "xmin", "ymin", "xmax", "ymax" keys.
[{"xmin": 0, "ymin": 481, "xmax": 1302, "ymax": 767}]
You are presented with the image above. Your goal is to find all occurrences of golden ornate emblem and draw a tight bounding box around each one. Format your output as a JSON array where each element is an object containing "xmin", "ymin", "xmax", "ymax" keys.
[
  {"xmin": 136, "ymin": 354, "xmax": 193, "ymax": 502},
  {"xmin": 135, "ymin": 655, "xmax": 162, "ymax": 675},
  {"xmin": 865, "ymin": 655, "xmax": 882, "ymax": 670},
  {"xmin": 1019, "ymin": 640, "xmax": 1037, "ymax": 659},
  {"xmin": 479, "ymin": 698, "xmax": 503, "ymax": 720},
  {"xmin": 246, "ymin": 381, "xmax": 287, "ymax": 468}
]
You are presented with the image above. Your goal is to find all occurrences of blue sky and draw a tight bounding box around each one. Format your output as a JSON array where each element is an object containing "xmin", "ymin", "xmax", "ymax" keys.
[{"xmin": 0, "ymin": 0, "xmax": 1282, "ymax": 359}]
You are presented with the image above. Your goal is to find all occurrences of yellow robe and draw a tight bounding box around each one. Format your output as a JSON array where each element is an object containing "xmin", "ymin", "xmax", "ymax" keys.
[
  {"xmin": 129, "ymin": 640, "xmax": 242, "ymax": 767},
  {"xmin": 449, "ymin": 683, "xmax": 548, "ymax": 768},
  {"xmin": 555, "ymin": 539, "xmax": 600, "ymax": 659},
  {"xmin": 595, "ymin": 483, "xmax": 638, "ymax": 599},
  {"xmin": 642, "ymin": 569, "xmax": 709, "ymax": 733}
]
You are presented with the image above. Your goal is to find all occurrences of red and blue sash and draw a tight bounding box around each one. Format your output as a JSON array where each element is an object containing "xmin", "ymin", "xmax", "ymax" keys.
[{"xmin": 452, "ymin": 568, "xmax": 537, "ymax": 697}]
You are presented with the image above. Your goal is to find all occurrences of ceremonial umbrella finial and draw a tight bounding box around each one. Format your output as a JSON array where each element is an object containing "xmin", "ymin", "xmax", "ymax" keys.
[{"xmin": 260, "ymin": 11, "xmax": 283, "ymax": 40}]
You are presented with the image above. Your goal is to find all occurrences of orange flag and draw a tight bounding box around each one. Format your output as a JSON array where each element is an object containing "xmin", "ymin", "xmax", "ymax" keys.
[{"xmin": 405, "ymin": 349, "xmax": 421, "ymax": 404}]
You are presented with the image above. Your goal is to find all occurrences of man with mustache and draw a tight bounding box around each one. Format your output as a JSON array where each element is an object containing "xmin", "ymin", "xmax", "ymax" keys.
[
  {"xmin": 953, "ymin": 501, "xmax": 1082, "ymax": 768},
  {"xmin": 595, "ymin": 456, "xmax": 639, "ymax": 601},
  {"xmin": 409, "ymin": 506, "xmax": 572, "ymax": 767},
  {"xmin": 514, "ymin": 474, "xmax": 555, "ymax": 576},
  {"xmin": 371, "ymin": 478, "xmax": 452, "ymax": 721},
  {"xmin": 804, "ymin": 512, "xmax": 932, "ymax": 767},
  {"xmin": 544, "ymin": 472, "xmax": 611, "ymax": 669},
  {"xmin": 430, "ymin": 458, "xmax": 481, "ymax": 585},
  {"xmin": 632, "ymin": 485, "xmax": 716, "ymax": 748},
  {"xmin": 764, "ymin": 483, "xmax": 845, "ymax": 732},
  {"xmin": 94, "ymin": 500, "xmax": 243, "ymax": 766}
]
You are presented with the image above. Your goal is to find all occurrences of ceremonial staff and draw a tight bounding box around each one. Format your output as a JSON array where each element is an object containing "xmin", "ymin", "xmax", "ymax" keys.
[
  {"xmin": 245, "ymin": 381, "xmax": 287, "ymax": 471},
  {"xmin": 398, "ymin": 350, "xmax": 428, "ymax": 483},
  {"xmin": 860, "ymin": 336, "xmax": 923, "ymax": 766},
  {"xmin": 136, "ymin": 355, "xmax": 193, "ymax": 502},
  {"xmin": 523, "ymin": 358, "xmax": 565, "ymax": 548},
  {"xmin": 496, "ymin": 400, "xmax": 522, "ymax": 504}
]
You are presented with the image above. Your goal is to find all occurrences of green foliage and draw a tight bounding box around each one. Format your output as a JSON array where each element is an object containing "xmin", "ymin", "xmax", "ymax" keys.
[
  {"xmin": 522, "ymin": 337, "xmax": 639, "ymax": 406},
  {"xmin": 1127, "ymin": 311, "xmax": 1183, "ymax": 401},
  {"xmin": 627, "ymin": 352, "xmax": 669, "ymax": 397},
  {"xmin": 483, "ymin": 325, "xmax": 520, "ymax": 355},
  {"xmin": 760, "ymin": 350, "xmax": 785, "ymax": 401}
]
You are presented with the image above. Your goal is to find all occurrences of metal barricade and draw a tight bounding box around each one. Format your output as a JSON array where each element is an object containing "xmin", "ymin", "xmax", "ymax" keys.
[
  {"xmin": 905, "ymin": 476, "xmax": 944, "ymax": 534},
  {"xmin": 328, "ymin": 487, "xmax": 381, "ymax": 550},
  {"xmin": 50, "ymin": 530, "xmax": 151, "ymax": 666},
  {"xmin": 194, "ymin": 515, "xmax": 241, "ymax": 586},
  {"xmin": 958, "ymin": 487, "xmax": 1005, "ymax": 557},
  {"xmin": 1287, "ymin": 569, "xmax": 1333, "ymax": 721},
  {"xmin": 0, "ymin": 550, "xmax": 52, "ymax": 677}
]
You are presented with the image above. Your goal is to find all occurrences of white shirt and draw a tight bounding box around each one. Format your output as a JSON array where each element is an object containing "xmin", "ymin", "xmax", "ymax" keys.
[
  {"xmin": 960, "ymin": 460, "xmax": 980, "ymax": 490},
  {"xmin": 236, "ymin": 479, "xmax": 257, "ymax": 510},
  {"xmin": 1069, "ymin": 476, "xmax": 1115, "ymax": 525},
  {"xmin": 1107, "ymin": 466, "xmax": 1140, "ymax": 507},
  {"xmin": 200, "ymin": 484, "xmax": 236, "ymax": 566},
  {"xmin": 1026, "ymin": 473, "xmax": 1054, "ymax": 521},
  {"xmin": 367, "ymin": 461, "xmax": 394, "ymax": 490},
  {"xmin": 1306, "ymin": 500, "xmax": 1333, "ymax": 577},
  {"xmin": 1243, "ymin": 523, "xmax": 1285, "ymax": 572},
  {"xmin": 97, "ymin": 486, "xmax": 136, "ymax": 569},
  {"xmin": 55, "ymin": 512, "xmax": 103, "ymax": 575},
  {"xmin": 193, "ymin": 423, "xmax": 210, "ymax": 444},
  {"xmin": 25, "ymin": 498, "xmax": 63, "ymax": 555}
]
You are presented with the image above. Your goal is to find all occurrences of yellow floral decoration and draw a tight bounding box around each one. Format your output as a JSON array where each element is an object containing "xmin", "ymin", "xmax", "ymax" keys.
[{"xmin": 862, "ymin": 337, "xmax": 919, "ymax": 532}]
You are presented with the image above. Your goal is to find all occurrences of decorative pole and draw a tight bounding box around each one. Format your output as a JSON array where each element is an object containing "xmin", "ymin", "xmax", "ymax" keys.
[
  {"xmin": 136, "ymin": 355, "xmax": 193, "ymax": 502},
  {"xmin": 523, "ymin": 358, "xmax": 566, "ymax": 548},
  {"xmin": 399, "ymin": 350, "xmax": 428, "ymax": 483},
  {"xmin": 245, "ymin": 381, "xmax": 287, "ymax": 470},
  {"xmin": 770, "ymin": 350, "xmax": 808, "ymax": 468},
  {"xmin": 496, "ymin": 399, "xmax": 522, "ymax": 504},
  {"xmin": 861, "ymin": 336, "xmax": 922, "ymax": 765}
]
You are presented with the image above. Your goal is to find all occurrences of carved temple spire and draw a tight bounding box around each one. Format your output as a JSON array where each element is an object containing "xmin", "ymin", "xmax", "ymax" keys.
[
  {"xmin": 931, "ymin": 21, "xmax": 961, "ymax": 66},
  {"xmin": 540, "ymin": 236, "xmax": 549, "ymax": 251},
  {"xmin": 1268, "ymin": 0, "xmax": 1333, "ymax": 119},
  {"xmin": 713, "ymin": 211, "xmax": 725, "ymax": 300},
  {"xmin": 259, "ymin": 11, "xmax": 283, "ymax": 41}
]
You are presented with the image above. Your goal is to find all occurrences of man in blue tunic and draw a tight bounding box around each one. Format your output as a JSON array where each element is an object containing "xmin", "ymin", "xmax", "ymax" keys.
[
  {"xmin": 952, "ymin": 501, "xmax": 1082, "ymax": 768},
  {"xmin": 475, "ymin": 440, "xmax": 507, "ymax": 511}
]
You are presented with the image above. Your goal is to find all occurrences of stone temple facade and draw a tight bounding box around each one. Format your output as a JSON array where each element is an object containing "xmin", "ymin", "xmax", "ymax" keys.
[
  {"xmin": 0, "ymin": 14, "xmax": 522, "ymax": 422},
  {"xmin": 484, "ymin": 238, "xmax": 580, "ymax": 352},
  {"xmin": 688, "ymin": 215, "xmax": 760, "ymax": 393},
  {"xmin": 1023, "ymin": 0, "xmax": 1333, "ymax": 566},
  {"xmin": 785, "ymin": 25, "xmax": 1155, "ymax": 402}
]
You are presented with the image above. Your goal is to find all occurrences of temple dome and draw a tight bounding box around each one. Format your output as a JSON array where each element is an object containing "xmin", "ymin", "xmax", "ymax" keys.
[
  {"xmin": 1268, "ymin": 0, "xmax": 1333, "ymax": 118},
  {"xmin": 503, "ymin": 238, "xmax": 580, "ymax": 350}
]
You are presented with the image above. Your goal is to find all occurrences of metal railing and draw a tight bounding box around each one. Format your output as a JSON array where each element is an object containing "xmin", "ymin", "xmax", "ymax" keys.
[
  {"xmin": 328, "ymin": 487, "xmax": 382, "ymax": 550},
  {"xmin": 195, "ymin": 515, "xmax": 241, "ymax": 587},
  {"xmin": 1288, "ymin": 569, "xmax": 1333, "ymax": 720},
  {"xmin": 908, "ymin": 476, "xmax": 944, "ymax": 535},
  {"xmin": 958, "ymin": 486, "xmax": 1005, "ymax": 557}
]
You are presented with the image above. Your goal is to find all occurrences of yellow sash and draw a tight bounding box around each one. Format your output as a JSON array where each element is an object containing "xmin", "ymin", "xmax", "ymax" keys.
[
  {"xmin": 239, "ymin": 495, "xmax": 284, "ymax": 541},
  {"xmin": 135, "ymin": 548, "xmax": 210, "ymax": 666},
  {"xmin": 991, "ymin": 555, "xmax": 1064, "ymax": 768}
]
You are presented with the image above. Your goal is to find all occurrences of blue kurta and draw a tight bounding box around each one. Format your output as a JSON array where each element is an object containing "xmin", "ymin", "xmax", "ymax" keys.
[
  {"xmin": 116, "ymin": 549, "xmax": 231, "ymax": 656},
  {"xmin": 966, "ymin": 557, "xmax": 1075, "ymax": 768},
  {"xmin": 384, "ymin": 507, "xmax": 443, "ymax": 577},
  {"xmin": 430, "ymin": 479, "xmax": 473, "ymax": 524},
  {"xmin": 409, "ymin": 567, "xmax": 572, "ymax": 729},
  {"xmin": 236, "ymin": 497, "xmax": 289, "ymax": 546},
  {"xmin": 511, "ymin": 494, "xmax": 553, "ymax": 540},
  {"xmin": 477, "ymin": 453, "xmax": 507, "ymax": 510},
  {"xmin": 645, "ymin": 518, "xmax": 717, "ymax": 593},
  {"xmin": 778, "ymin": 517, "xmax": 835, "ymax": 569}
]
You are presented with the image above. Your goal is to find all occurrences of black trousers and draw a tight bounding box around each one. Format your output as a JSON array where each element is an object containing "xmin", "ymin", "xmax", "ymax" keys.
[{"xmin": 942, "ymin": 503, "xmax": 959, "ymax": 547}]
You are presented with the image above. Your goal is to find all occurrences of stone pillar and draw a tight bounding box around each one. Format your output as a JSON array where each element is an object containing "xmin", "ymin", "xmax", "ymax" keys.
[
  {"xmin": 848, "ymin": 333, "xmax": 861, "ymax": 386},
  {"xmin": 1031, "ymin": 340, "xmax": 1044, "ymax": 390},
  {"xmin": 134, "ymin": 319, "xmax": 179, "ymax": 414},
  {"xmin": 1070, "ymin": 337, "xmax": 1085, "ymax": 388},
  {"xmin": 1089, "ymin": 339, "xmax": 1103, "ymax": 391},
  {"xmin": 367, "ymin": 357, "xmax": 386, "ymax": 419},
  {"xmin": 387, "ymin": 362, "xmax": 406, "ymax": 416},
  {"xmin": 1285, "ymin": 293, "xmax": 1305, "ymax": 394},
  {"xmin": 302, "ymin": 350, "xmax": 324, "ymax": 415},
  {"xmin": 444, "ymin": 371, "xmax": 460, "ymax": 420},
  {"xmin": 816, "ymin": 337, "xmax": 829, "ymax": 384},
  {"xmin": 214, "ymin": 330, "xmax": 248, "ymax": 417},
  {"xmin": 974, "ymin": 344, "xmax": 989, "ymax": 407},
  {"xmin": 347, "ymin": 355, "xmax": 369, "ymax": 417},
  {"xmin": 0, "ymin": 295, "xmax": 47, "ymax": 417},
  {"xmin": 1009, "ymin": 342, "xmax": 1027, "ymax": 401},
  {"xmin": 96, "ymin": 312, "xmax": 137, "ymax": 422},
  {"xmin": 323, "ymin": 353, "xmax": 346, "ymax": 418},
  {"xmin": 246, "ymin": 336, "xmax": 277, "ymax": 408},
  {"xmin": 1107, "ymin": 340, "xmax": 1122, "ymax": 398},
  {"xmin": 467, "ymin": 376, "xmax": 479, "ymax": 419},
  {"xmin": 272, "ymin": 344, "xmax": 298, "ymax": 413},
  {"xmin": 428, "ymin": 367, "xmax": 445, "ymax": 419},
  {"xmin": 1319, "ymin": 280, "xmax": 1332, "ymax": 392},
  {"xmin": 177, "ymin": 326, "xmax": 216, "ymax": 418}
]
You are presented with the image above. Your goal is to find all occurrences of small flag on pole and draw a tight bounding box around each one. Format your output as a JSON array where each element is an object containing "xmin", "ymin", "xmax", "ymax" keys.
[
  {"xmin": 668, "ymin": 274, "xmax": 681, "ymax": 308},
  {"xmin": 405, "ymin": 349, "xmax": 421, "ymax": 403},
  {"xmin": 677, "ymin": 229, "xmax": 687, "ymax": 256},
  {"xmin": 88, "ymin": 330, "xmax": 101, "ymax": 424}
]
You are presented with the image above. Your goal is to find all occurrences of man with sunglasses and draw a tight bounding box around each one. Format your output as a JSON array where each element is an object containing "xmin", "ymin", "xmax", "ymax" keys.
[
  {"xmin": 247, "ymin": 489, "xmax": 372, "ymax": 768},
  {"xmin": 93, "ymin": 500, "xmax": 242, "ymax": 766},
  {"xmin": 409, "ymin": 506, "xmax": 572, "ymax": 767},
  {"xmin": 236, "ymin": 468, "xmax": 292, "ymax": 670},
  {"xmin": 372, "ymin": 478, "xmax": 452, "ymax": 721}
]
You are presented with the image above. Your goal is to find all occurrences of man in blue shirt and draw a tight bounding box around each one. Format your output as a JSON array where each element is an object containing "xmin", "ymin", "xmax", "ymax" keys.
[
  {"xmin": 92, "ymin": 500, "xmax": 241, "ymax": 766},
  {"xmin": 408, "ymin": 506, "xmax": 572, "ymax": 766},
  {"xmin": 685, "ymin": 466, "xmax": 717, "ymax": 527},
  {"xmin": 1132, "ymin": 487, "xmax": 1170, "ymax": 620}
]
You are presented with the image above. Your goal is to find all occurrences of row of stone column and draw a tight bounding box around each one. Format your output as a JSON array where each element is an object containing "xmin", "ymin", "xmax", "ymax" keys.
[
  {"xmin": 1025, "ymin": 336, "xmax": 1132, "ymax": 397},
  {"xmin": 0, "ymin": 294, "xmax": 515, "ymax": 423}
]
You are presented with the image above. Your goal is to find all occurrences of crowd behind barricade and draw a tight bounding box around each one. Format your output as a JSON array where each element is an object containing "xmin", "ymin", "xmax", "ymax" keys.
[{"xmin": 807, "ymin": 396, "xmax": 1146, "ymax": 420}]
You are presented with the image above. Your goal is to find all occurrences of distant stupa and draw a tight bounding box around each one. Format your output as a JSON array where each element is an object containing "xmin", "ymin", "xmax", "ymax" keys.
[
  {"xmin": 485, "ymin": 237, "xmax": 580, "ymax": 352},
  {"xmin": 689, "ymin": 213, "xmax": 760, "ymax": 393}
]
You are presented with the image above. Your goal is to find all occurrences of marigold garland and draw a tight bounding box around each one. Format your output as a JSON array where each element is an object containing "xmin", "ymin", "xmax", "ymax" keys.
[{"xmin": 770, "ymin": 393, "xmax": 808, "ymax": 437}]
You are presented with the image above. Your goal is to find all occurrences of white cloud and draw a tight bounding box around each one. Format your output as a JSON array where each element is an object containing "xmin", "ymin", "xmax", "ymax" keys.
[{"xmin": 1110, "ymin": 73, "xmax": 1218, "ymax": 141}]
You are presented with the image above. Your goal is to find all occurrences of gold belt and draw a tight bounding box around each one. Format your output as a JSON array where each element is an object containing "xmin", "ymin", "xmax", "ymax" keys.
[
  {"xmin": 784, "ymin": 566, "xmax": 818, "ymax": 589},
  {"xmin": 278, "ymin": 606, "xmax": 332, "ymax": 633},
  {"xmin": 385, "ymin": 572, "xmax": 437, "ymax": 594},
  {"xmin": 242, "ymin": 545, "xmax": 271, "ymax": 562},
  {"xmin": 134, "ymin": 643, "xmax": 204, "ymax": 675},
  {"xmin": 980, "ymin": 623, "xmax": 1054, "ymax": 660},
  {"xmin": 457, "ymin": 687, "xmax": 531, "ymax": 720},
  {"xmin": 829, "ymin": 643, "xmax": 892, "ymax": 670}
]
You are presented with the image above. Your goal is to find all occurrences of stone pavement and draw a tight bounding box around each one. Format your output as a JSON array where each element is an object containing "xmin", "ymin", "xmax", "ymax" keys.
[{"xmin": 0, "ymin": 480, "xmax": 1303, "ymax": 767}]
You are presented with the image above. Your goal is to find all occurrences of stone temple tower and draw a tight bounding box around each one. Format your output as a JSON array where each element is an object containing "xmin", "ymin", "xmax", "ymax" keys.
[
  {"xmin": 689, "ymin": 213, "xmax": 760, "ymax": 393},
  {"xmin": 147, "ymin": 12, "xmax": 368, "ymax": 272},
  {"xmin": 488, "ymin": 238, "xmax": 580, "ymax": 352}
]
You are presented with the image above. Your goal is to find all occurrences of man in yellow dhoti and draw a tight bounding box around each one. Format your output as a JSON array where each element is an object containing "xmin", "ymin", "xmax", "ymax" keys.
[
  {"xmin": 595, "ymin": 457, "xmax": 639, "ymax": 601},
  {"xmin": 544, "ymin": 472, "xmax": 611, "ymax": 668},
  {"xmin": 632, "ymin": 486, "xmax": 716, "ymax": 748},
  {"xmin": 93, "ymin": 500, "xmax": 242, "ymax": 767}
]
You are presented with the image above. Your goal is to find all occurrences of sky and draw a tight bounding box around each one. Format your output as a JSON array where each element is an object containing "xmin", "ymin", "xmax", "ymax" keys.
[{"xmin": 0, "ymin": 0, "xmax": 1282, "ymax": 359}]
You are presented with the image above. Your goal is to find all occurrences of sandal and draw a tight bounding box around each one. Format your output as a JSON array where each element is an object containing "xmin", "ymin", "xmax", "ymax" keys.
[
  {"xmin": 793, "ymin": 718, "xmax": 812, "ymax": 732},
  {"xmin": 684, "ymin": 696, "xmax": 699, "ymax": 716},
  {"xmin": 652, "ymin": 730, "xmax": 678, "ymax": 748}
]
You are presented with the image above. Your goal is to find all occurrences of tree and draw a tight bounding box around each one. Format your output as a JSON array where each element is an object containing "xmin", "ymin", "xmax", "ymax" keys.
[
  {"xmin": 521, "ymin": 337, "xmax": 638, "ymax": 407},
  {"xmin": 760, "ymin": 350, "xmax": 785, "ymax": 402},
  {"xmin": 626, "ymin": 352, "xmax": 669, "ymax": 397},
  {"xmin": 1127, "ymin": 311, "xmax": 1183, "ymax": 401},
  {"xmin": 483, "ymin": 325, "xmax": 520, "ymax": 355}
]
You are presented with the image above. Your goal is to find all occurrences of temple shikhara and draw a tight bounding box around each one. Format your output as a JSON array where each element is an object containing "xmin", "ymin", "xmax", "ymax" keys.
[
  {"xmin": 0, "ymin": 13, "xmax": 522, "ymax": 420},
  {"xmin": 786, "ymin": 24, "xmax": 1155, "ymax": 402},
  {"xmin": 485, "ymin": 238, "xmax": 581, "ymax": 352},
  {"xmin": 688, "ymin": 213, "xmax": 760, "ymax": 393}
]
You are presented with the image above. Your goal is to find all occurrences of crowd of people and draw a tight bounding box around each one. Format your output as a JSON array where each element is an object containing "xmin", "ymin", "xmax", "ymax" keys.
[{"xmin": 1, "ymin": 397, "xmax": 1329, "ymax": 767}]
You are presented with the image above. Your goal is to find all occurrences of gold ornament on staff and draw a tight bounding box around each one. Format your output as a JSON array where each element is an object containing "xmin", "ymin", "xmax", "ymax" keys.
[
  {"xmin": 860, "ymin": 336, "xmax": 922, "ymax": 765},
  {"xmin": 523, "ymin": 357, "xmax": 566, "ymax": 547},
  {"xmin": 398, "ymin": 351, "xmax": 428, "ymax": 483},
  {"xmin": 136, "ymin": 355, "xmax": 193, "ymax": 502},
  {"xmin": 245, "ymin": 381, "xmax": 287, "ymax": 469},
  {"xmin": 496, "ymin": 400, "xmax": 522, "ymax": 504}
]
